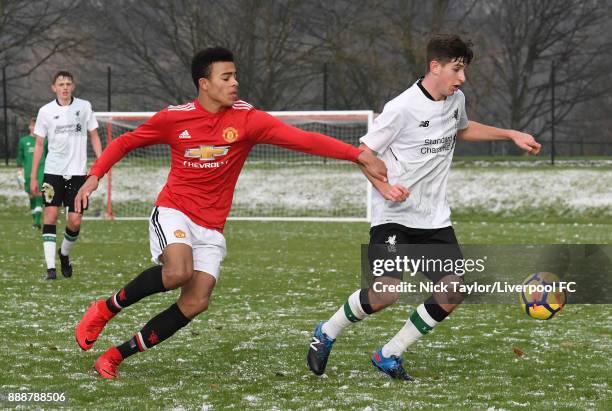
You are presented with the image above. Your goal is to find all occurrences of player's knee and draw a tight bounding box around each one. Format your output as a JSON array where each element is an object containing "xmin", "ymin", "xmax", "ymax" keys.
[
  {"xmin": 162, "ymin": 265, "xmax": 194, "ymax": 289},
  {"xmin": 436, "ymin": 274, "xmax": 465, "ymax": 305},
  {"xmin": 368, "ymin": 277, "xmax": 402, "ymax": 307},
  {"xmin": 67, "ymin": 214, "xmax": 82, "ymax": 230},
  {"xmin": 43, "ymin": 208, "xmax": 59, "ymax": 224},
  {"xmin": 181, "ymin": 296, "xmax": 209, "ymax": 317}
]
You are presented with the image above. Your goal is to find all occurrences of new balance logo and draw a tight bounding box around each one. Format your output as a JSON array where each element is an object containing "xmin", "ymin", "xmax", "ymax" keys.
[
  {"xmin": 178, "ymin": 130, "xmax": 191, "ymax": 139},
  {"xmin": 419, "ymin": 120, "xmax": 429, "ymax": 128},
  {"xmin": 309, "ymin": 337, "xmax": 320, "ymax": 351}
]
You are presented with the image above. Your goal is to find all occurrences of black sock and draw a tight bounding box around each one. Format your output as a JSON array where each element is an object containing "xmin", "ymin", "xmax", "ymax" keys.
[
  {"xmin": 359, "ymin": 288, "xmax": 375, "ymax": 315},
  {"xmin": 42, "ymin": 224, "xmax": 56, "ymax": 236},
  {"xmin": 116, "ymin": 303, "xmax": 191, "ymax": 359},
  {"xmin": 424, "ymin": 295, "xmax": 450, "ymax": 322},
  {"xmin": 105, "ymin": 265, "xmax": 165, "ymax": 313}
]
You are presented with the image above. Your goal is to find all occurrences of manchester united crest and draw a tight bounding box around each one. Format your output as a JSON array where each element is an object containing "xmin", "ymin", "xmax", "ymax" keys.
[{"xmin": 222, "ymin": 127, "xmax": 238, "ymax": 143}]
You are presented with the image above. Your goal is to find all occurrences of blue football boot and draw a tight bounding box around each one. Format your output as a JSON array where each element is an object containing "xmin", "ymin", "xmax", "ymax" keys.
[{"xmin": 371, "ymin": 349, "xmax": 414, "ymax": 381}]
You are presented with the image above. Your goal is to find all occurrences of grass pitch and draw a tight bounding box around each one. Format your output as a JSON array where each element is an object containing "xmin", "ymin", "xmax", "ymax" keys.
[{"xmin": 0, "ymin": 206, "xmax": 610, "ymax": 410}]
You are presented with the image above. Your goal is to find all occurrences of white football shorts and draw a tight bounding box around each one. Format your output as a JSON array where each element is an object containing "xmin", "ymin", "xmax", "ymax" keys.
[{"xmin": 149, "ymin": 206, "xmax": 227, "ymax": 280}]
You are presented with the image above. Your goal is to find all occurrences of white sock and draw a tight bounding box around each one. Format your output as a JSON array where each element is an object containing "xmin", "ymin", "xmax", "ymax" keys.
[
  {"xmin": 322, "ymin": 290, "xmax": 368, "ymax": 339},
  {"xmin": 43, "ymin": 236, "xmax": 56, "ymax": 269},
  {"xmin": 60, "ymin": 229, "xmax": 79, "ymax": 256},
  {"xmin": 382, "ymin": 304, "xmax": 439, "ymax": 358}
]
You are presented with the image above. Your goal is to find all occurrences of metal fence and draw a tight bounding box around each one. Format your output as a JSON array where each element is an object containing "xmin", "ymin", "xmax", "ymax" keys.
[{"xmin": 1, "ymin": 118, "xmax": 611, "ymax": 165}]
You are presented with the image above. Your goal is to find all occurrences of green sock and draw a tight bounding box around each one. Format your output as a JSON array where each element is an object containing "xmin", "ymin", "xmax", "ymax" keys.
[
  {"xmin": 33, "ymin": 197, "xmax": 43, "ymax": 226},
  {"xmin": 29, "ymin": 198, "xmax": 37, "ymax": 223}
]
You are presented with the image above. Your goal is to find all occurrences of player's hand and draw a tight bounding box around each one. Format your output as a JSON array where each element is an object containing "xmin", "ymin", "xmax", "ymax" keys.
[
  {"xmin": 357, "ymin": 149, "xmax": 387, "ymax": 182},
  {"xmin": 510, "ymin": 130, "xmax": 541, "ymax": 155},
  {"xmin": 75, "ymin": 175, "xmax": 99, "ymax": 213},
  {"xmin": 379, "ymin": 183, "xmax": 410, "ymax": 202},
  {"xmin": 30, "ymin": 179, "xmax": 39, "ymax": 196},
  {"xmin": 16, "ymin": 170, "xmax": 25, "ymax": 189}
]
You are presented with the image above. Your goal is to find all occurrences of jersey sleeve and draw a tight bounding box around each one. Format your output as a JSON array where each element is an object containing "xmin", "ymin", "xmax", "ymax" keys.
[
  {"xmin": 16, "ymin": 138, "xmax": 24, "ymax": 166},
  {"xmin": 86, "ymin": 102, "xmax": 99, "ymax": 131},
  {"xmin": 246, "ymin": 110, "xmax": 361, "ymax": 162},
  {"xmin": 458, "ymin": 93, "xmax": 469, "ymax": 130},
  {"xmin": 359, "ymin": 103, "xmax": 406, "ymax": 154},
  {"xmin": 89, "ymin": 110, "xmax": 170, "ymax": 178},
  {"xmin": 33, "ymin": 109, "xmax": 48, "ymax": 139}
]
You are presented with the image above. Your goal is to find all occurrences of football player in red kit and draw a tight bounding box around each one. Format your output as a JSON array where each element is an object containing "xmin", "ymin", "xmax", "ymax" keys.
[{"xmin": 74, "ymin": 47, "xmax": 387, "ymax": 379}]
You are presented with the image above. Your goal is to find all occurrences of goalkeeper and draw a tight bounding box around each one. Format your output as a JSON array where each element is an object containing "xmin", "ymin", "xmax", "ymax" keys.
[{"xmin": 16, "ymin": 118, "xmax": 47, "ymax": 229}]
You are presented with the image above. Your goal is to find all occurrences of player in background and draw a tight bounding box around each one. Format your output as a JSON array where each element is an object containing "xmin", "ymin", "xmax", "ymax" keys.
[
  {"xmin": 30, "ymin": 71, "xmax": 102, "ymax": 280},
  {"xmin": 73, "ymin": 47, "xmax": 387, "ymax": 379},
  {"xmin": 307, "ymin": 34, "xmax": 541, "ymax": 380},
  {"xmin": 17, "ymin": 117, "xmax": 47, "ymax": 230}
]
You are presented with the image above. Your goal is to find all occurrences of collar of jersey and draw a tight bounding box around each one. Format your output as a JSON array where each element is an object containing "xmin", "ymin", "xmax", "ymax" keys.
[
  {"xmin": 55, "ymin": 96, "xmax": 74, "ymax": 107},
  {"xmin": 194, "ymin": 98, "xmax": 230, "ymax": 116},
  {"xmin": 416, "ymin": 77, "xmax": 438, "ymax": 102}
]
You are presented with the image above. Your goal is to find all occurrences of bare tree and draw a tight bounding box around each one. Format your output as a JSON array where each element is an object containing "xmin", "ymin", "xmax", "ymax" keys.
[
  {"xmin": 83, "ymin": 0, "xmax": 329, "ymax": 110},
  {"xmin": 1, "ymin": 0, "xmax": 87, "ymax": 115},
  {"xmin": 466, "ymin": 0, "xmax": 612, "ymax": 146},
  {"xmin": 307, "ymin": 0, "xmax": 476, "ymax": 111}
]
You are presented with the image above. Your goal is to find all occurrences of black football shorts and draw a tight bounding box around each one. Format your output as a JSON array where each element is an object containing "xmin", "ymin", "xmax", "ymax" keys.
[
  {"xmin": 368, "ymin": 223, "xmax": 463, "ymax": 282},
  {"xmin": 42, "ymin": 174, "xmax": 88, "ymax": 213}
]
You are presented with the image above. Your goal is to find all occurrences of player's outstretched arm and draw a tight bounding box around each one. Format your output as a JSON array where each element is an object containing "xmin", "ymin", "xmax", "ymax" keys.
[
  {"xmin": 356, "ymin": 149, "xmax": 388, "ymax": 183},
  {"xmin": 458, "ymin": 120, "xmax": 541, "ymax": 155},
  {"xmin": 74, "ymin": 175, "xmax": 99, "ymax": 213},
  {"xmin": 359, "ymin": 144, "xmax": 409, "ymax": 202},
  {"xmin": 248, "ymin": 110, "xmax": 388, "ymax": 181}
]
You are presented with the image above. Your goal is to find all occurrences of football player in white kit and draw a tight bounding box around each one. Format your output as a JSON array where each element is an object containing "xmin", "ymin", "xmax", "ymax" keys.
[
  {"xmin": 308, "ymin": 34, "xmax": 541, "ymax": 380},
  {"xmin": 30, "ymin": 71, "xmax": 102, "ymax": 280}
]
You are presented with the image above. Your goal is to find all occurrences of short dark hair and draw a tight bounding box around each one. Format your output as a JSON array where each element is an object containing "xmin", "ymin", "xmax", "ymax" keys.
[
  {"xmin": 191, "ymin": 47, "xmax": 234, "ymax": 89},
  {"xmin": 426, "ymin": 34, "xmax": 473, "ymax": 69},
  {"xmin": 29, "ymin": 117, "xmax": 36, "ymax": 125},
  {"xmin": 52, "ymin": 71, "xmax": 74, "ymax": 84}
]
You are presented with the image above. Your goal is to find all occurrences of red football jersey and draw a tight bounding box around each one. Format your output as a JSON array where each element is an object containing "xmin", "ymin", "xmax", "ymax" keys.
[{"xmin": 89, "ymin": 100, "xmax": 361, "ymax": 231}]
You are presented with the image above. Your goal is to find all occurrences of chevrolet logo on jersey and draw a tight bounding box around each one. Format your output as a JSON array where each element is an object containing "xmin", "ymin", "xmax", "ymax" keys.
[{"xmin": 184, "ymin": 145, "xmax": 230, "ymax": 161}]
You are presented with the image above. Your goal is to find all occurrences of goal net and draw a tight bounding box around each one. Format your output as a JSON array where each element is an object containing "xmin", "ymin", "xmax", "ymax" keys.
[{"xmin": 91, "ymin": 110, "xmax": 373, "ymax": 221}]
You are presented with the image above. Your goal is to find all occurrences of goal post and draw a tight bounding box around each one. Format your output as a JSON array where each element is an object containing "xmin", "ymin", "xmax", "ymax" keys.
[{"xmin": 91, "ymin": 110, "xmax": 374, "ymax": 222}]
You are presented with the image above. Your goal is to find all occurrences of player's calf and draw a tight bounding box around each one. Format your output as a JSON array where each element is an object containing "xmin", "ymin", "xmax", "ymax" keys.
[
  {"xmin": 114, "ymin": 303, "xmax": 191, "ymax": 362},
  {"xmin": 176, "ymin": 295, "xmax": 209, "ymax": 318},
  {"xmin": 367, "ymin": 276, "xmax": 403, "ymax": 311},
  {"xmin": 433, "ymin": 274, "xmax": 465, "ymax": 307},
  {"xmin": 105, "ymin": 265, "xmax": 167, "ymax": 314}
]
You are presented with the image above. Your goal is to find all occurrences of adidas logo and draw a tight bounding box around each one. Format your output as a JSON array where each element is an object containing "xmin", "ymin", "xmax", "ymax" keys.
[{"xmin": 178, "ymin": 130, "xmax": 191, "ymax": 139}]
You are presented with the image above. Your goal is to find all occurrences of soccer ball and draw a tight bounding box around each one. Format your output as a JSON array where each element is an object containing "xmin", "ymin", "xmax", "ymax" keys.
[{"xmin": 519, "ymin": 272, "xmax": 566, "ymax": 320}]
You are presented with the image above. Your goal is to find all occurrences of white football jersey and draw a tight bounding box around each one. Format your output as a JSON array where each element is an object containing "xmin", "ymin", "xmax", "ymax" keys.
[
  {"xmin": 34, "ymin": 97, "xmax": 98, "ymax": 176},
  {"xmin": 361, "ymin": 79, "xmax": 468, "ymax": 229}
]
